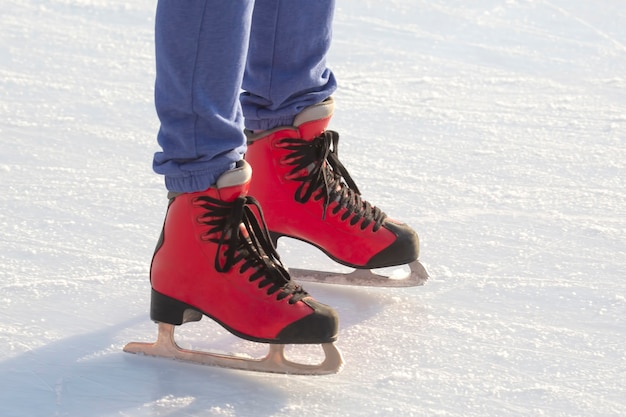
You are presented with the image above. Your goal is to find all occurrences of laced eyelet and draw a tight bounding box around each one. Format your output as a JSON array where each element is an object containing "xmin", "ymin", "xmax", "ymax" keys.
[
  {"xmin": 275, "ymin": 131, "xmax": 388, "ymax": 230},
  {"xmin": 192, "ymin": 194, "xmax": 309, "ymax": 304},
  {"xmin": 192, "ymin": 197, "xmax": 205, "ymax": 206}
]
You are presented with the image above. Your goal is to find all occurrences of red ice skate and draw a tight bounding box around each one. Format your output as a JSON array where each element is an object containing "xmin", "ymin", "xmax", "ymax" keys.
[
  {"xmin": 245, "ymin": 98, "xmax": 428, "ymax": 287},
  {"xmin": 123, "ymin": 161, "xmax": 342, "ymax": 375}
]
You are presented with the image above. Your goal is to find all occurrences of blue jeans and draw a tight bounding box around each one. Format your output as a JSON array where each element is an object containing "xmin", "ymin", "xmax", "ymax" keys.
[{"xmin": 153, "ymin": 0, "xmax": 337, "ymax": 192}]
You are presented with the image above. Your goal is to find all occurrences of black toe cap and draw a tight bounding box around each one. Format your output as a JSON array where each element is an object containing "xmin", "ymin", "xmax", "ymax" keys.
[
  {"xmin": 365, "ymin": 220, "xmax": 420, "ymax": 269},
  {"xmin": 276, "ymin": 298, "xmax": 339, "ymax": 344}
]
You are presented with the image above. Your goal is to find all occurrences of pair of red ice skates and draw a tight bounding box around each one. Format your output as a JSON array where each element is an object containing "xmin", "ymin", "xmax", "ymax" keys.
[{"xmin": 124, "ymin": 99, "xmax": 428, "ymax": 374}]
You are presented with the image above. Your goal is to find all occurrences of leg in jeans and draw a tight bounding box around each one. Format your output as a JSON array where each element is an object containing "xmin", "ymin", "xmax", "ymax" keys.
[
  {"xmin": 153, "ymin": 0, "xmax": 253, "ymax": 193},
  {"xmin": 241, "ymin": 0, "xmax": 337, "ymax": 131}
]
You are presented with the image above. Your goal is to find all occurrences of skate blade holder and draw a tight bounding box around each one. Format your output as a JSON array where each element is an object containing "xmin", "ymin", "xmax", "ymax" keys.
[
  {"xmin": 289, "ymin": 260, "xmax": 429, "ymax": 287},
  {"xmin": 123, "ymin": 323, "xmax": 344, "ymax": 375}
]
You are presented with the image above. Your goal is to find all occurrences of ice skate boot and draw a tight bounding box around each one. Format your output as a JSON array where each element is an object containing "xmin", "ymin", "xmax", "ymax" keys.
[
  {"xmin": 245, "ymin": 98, "xmax": 428, "ymax": 287},
  {"xmin": 123, "ymin": 161, "xmax": 342, "ymax": 375}
]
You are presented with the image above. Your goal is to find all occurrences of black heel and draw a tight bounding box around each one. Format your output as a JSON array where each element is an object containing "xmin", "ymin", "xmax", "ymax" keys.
[{"xmin": 150, "ymin": 289, "xmax": 203, "ymax": 325}]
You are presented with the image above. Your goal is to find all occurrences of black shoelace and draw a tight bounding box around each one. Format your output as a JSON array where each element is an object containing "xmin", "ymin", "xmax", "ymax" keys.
[
  {"xmin": 278, "ymin": 130, "xmax": 387, "ymax": 231},
  {"xmin": 193, "ymin": 195, "xmax": 307, "ymax": 304}
]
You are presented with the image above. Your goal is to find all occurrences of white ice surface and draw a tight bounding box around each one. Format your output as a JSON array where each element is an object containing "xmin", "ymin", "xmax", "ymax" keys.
[{"xmin": 1, "ymin": 1, "xmax": 625, "ymax": 416}]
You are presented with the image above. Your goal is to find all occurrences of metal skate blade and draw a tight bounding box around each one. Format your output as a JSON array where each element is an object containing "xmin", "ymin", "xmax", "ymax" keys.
[
  {"xmin": 123, "ymin": 323, "xmax": 343, "ymax": 375},
  {"xmin": 289, "ymin": 260, "xmax": 429, "ymax": 287}
]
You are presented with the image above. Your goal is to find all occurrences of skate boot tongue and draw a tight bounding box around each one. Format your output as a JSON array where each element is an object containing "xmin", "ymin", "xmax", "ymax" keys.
[
  {"xmin": 214, "ymin": 160, "xmax": 252, "ymax": 201},
  {"xmin": 293, "ymin": 97, "xmax": 334, "ymax": 140},
  {"xmin": 288, "ymin": 98, "xmax": 383, "ymax": 224}
]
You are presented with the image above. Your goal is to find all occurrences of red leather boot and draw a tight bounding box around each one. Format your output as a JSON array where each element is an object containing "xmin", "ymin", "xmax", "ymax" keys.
[
  {"xmin": 148, "ymin": 160, "xmax": 338, "ymax": 345},
  {"xmin": 245, "ymin": 98, "xmax": 420, "ymax": 271}
]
